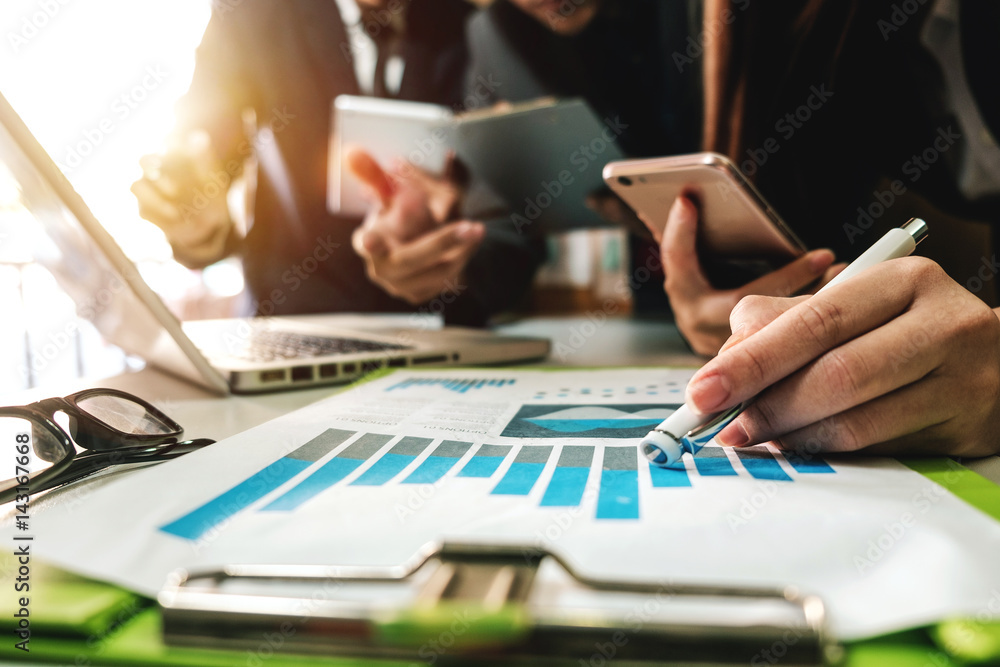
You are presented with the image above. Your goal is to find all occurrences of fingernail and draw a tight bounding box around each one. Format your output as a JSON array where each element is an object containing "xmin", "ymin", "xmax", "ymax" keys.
[
  {"xmin": 673, "ymin": 196, "xmax": 695, "ymax": 224},
  {"xmin": 457, "ymin": 222, "xmax": 482, "ymax": 240},
  {"xmin": 717, "ymin": 421, "xmax": 749, "ymax": 447},
  {"xmin": 808, "ymin": 249, "xmax": 835, "ymax": 273},
  {"xmin": 686, "ymin": 372, "xmax": 731, "ymax": 413}
]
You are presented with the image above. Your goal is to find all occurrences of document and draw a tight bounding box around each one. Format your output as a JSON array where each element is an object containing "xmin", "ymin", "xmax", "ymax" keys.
[{"xmin": 25, "ymin": 369, "xmax": 1000, "ymax": 640}]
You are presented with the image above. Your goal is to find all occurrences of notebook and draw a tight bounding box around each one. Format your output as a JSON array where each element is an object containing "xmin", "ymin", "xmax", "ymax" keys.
[
  {"xmin": 328, "ymin": 95, "xmax": 624, "ymax": 229},
  {"xmin": 0, "ymin": 92, "xmax": 550, "ymax": 395}
]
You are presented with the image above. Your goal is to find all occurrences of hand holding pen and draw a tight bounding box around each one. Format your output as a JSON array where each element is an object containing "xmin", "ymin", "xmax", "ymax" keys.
[{"xmin": 644, "ymin": 219, "xmax": 1000, "ymax": 466}]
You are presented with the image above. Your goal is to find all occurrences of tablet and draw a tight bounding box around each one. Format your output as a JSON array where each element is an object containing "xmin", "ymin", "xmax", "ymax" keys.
[
  {"xmin": 328, "ymin": 95, "xmax": 453, "ymax": 217},
  {"xmin": 329, "ymin": 95, "xmax": 624, "ymax": 231}
]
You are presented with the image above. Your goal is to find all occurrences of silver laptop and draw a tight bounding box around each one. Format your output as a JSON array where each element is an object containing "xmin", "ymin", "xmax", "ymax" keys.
[{"xmin": 0, "ymin": 92, "xmax": 550, "ymax": 394}]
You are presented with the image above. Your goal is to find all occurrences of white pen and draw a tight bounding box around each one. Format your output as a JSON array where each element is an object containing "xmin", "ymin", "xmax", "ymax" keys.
[{"xmin": 642, "ymin": 217, "xmax": 929, "ymax": 468}]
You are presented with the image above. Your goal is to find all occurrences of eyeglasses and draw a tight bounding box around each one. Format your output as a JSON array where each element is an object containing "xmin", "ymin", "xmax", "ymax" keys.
[{"xmin": 1, "ymin": 388, "xmax": 214, "ymax": 504}]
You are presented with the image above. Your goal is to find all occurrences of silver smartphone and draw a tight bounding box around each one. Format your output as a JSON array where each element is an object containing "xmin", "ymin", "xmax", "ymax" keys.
[{"xmin": 602, "ymin": 152, "xmax": 806, "ymax": 261}]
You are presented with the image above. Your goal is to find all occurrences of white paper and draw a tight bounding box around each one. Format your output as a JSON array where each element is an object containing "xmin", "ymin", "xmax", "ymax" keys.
[{"xmin": 21, "ymin": 368, "xmax": 1000, "ymax": 640}]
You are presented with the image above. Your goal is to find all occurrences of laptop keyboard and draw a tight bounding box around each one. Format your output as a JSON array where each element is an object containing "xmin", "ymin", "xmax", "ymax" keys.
[{"xmin": 235, "ymin": 330, "xmax": 411, "ymax": 362}]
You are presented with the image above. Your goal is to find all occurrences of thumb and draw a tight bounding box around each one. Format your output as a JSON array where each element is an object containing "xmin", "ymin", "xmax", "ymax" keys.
[
  {"xmin": 345, "ymin": 146, "xmax": 394, "ymax": 209},
  {"xmin": 352, "ymin": 224, "xmax": 390, "ymax": 258}
]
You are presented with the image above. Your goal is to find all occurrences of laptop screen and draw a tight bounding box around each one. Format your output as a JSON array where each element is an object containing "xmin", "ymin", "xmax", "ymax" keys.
[{"xmin": 0, "ymin": 91, "xmax": 228, "ymax": 393}]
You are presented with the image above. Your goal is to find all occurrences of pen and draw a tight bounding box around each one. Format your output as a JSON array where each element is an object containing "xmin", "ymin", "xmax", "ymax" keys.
[{"xmin": 641, "ymin": 217, "xmax": 929, "ymax": 468}]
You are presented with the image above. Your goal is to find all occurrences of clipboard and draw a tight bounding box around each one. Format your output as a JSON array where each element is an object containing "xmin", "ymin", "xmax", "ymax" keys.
[{"xmin": 158, "ymin": 541, "xmax": 842, "ymax": 665}]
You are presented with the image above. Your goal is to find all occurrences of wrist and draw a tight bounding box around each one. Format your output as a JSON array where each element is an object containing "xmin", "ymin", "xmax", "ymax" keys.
[{"xmin": 168, "ymin": 217, "xmax": 236, "ymax": 268}]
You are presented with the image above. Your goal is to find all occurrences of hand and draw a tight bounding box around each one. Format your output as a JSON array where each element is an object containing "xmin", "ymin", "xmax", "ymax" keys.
[
  {"xmin": 653, "ymin": 196, "xmax": 842, "ymax": 356},
  {"xmin": 347, "ymin": 148, "xmax": 484, "ymax": 304},
  {"xmin": 130, "ymin": 132, "xmax": 234, "ymax": 268},
  {"xmin": 687, "ymin": 257, "xmax": 1000, "ymax": 458}
]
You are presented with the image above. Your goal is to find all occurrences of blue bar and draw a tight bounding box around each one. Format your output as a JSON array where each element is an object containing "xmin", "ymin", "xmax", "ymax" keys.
[
  {"xmin": 783, "ymin": 452, "xmax": 836, "ymax": 474},
  {"xmin": 492, "ymin": 463, "xmax": 546, "ymax": 495},
  {"xmin": 540, "ymin": 468, "xmax": 590, "ymax": 506},
  {"xmin": 403, "ymin": 456, "xmax": 459, "ymax": 484},
  {"xmin": 458, "ymin": 445, "xmax": 511, "ymax": 478},
  {"xmin": 596, "ymin": 470, "xmax": 639, "ymax": 519},
  {"xmin": 261, "ymin": 458, "xmax": 364, "ymax": 511},
  {"xmin": 402, "ymin": 441, "xmax": 471, "ymax": 484},
  {"xmin": 160, "ymin": 458, "xmax": 310, "ymax": 540},
  {"xmin": 649, "ymin": 463, "xmax": 691, "ymax": 488},
  {"xmin": 693, "ymin": 449, "xmax": 738, "ymax": 476},
  {"xmin": 350, "ymin": 453, "xmax": 416, "ymax": 486},
  {"xmin": 459, "ymin": 457, "xmax": 504, "ymax": 478},
  {"xmin": 735, "ymin": 449, "xmax": 793, "ymax": 482}
]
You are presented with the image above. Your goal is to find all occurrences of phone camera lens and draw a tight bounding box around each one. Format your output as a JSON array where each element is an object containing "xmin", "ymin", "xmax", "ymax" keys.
[{"xmin": 617, "ymin": 176, "xmax": 633, "ymax": 186}]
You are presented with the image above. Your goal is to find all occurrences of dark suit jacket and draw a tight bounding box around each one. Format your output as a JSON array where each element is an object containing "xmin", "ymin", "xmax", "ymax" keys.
[
  {"xmin": 175, "ymin": 0, "xmax": 544, "ymax": 325},
  {"xmin": 465, "ymin": 0, "xmax": 701, "ymax": 311}
]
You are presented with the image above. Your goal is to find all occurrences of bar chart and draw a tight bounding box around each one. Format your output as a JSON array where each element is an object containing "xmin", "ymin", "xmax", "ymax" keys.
[
  {"xmin": 159, "ymin": 428, "xmax": 836, "ymax": 542},
  {"xmin": 386, "ymin": 377, "xmax": 517, "ymax": 393}
]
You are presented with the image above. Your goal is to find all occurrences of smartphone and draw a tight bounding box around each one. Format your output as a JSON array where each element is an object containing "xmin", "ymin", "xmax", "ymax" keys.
[{"xmin": 602, "ymin": 152, "xmax": 806, "ymax": 261}]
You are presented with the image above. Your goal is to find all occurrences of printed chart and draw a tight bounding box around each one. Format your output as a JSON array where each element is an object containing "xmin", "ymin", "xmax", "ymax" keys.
[
  {"xmin": 29, "ymin": 368, "xmax": 1000, "ymax": 642},
  {"xmin": 160, "ymin": 427, "xmax": 835, "ymax": 541}
]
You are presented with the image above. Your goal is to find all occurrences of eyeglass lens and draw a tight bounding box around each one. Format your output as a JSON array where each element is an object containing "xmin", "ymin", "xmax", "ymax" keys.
[
  {"xmin": 75, "ymin": 394, "xmax": 176, "ymax": 436},
  {"xmin": 1, "ymin": 416, "xmax": 69, "ymax": 476}
]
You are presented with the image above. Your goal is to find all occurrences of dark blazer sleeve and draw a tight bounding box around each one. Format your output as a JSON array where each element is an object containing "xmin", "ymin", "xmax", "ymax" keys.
[{"xmin": 444, "ymin": 217, "xmax": 548, "ymax": 327}]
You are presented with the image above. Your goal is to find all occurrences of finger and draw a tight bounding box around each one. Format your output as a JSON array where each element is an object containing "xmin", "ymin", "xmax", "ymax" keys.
[
  {"xmin": 686, "ymin": 260, "xmax": 920, "ymax": 415},
  {"xmin": 344, "ymin": 146, "xmax": 394, "ymax": 208},
  {"xmin": 442, "ymin": 150, "xmax": 456, "ymax": 181},
  {"xmin": 131, "ymin": 179, "xmax": 183, "ymax": 228},
  {"xmin": 139, "ymin": 153, "xmax": 162, "ymax": 176},
  {"xmin": 737, "ymin": 249, "xmax": 835, "ymax": 300},
  {"xmin": 715, "ymin": 306, "xmax": 943, "ymax": 447},
  {"xmin": 661, "ymin": 196, "xmax": 711, "ymax": 298},
  {"xmin": 392, "ymin": 249, "xmax": 479, "ymax": 303},
  {"xmin": 353, "ymin": 224, "xmax": 390, "ymax": 259},
  {"xmin": 811, "ymin": 262, "xmax": 849, "ymax": 292},
  {"xmin": 387, "ymin": 221, "xmax": 484, "ymax": 274},
  {"xmin": 137, "ymin": 154, "xmax": 186, "ymax": 201},
  {"xmin": 767, "ymin": 378, "xmax": 951, "ymax": 456},
  {"xmin": 719, "ymin": 295, "xmax": 807, "ymax": 354}
]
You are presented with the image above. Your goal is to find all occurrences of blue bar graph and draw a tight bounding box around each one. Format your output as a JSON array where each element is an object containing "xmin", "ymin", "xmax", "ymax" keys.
[
  {"xmin": 402, "ymin": 441, "xmax": 471, "ymax": 484},
  {"xmin": 649, "ymin": 463, "xmax": 691, "ymax": 488},
  {"xmin": 693, "ymin": 447, "xmax": 739, "ymax": 476},
  {"xmin": 783, "ymin": 452, "xmax": 836, "ymax": 474},
  {"xmin": 540, "ymin": 446, "xmax": 594, "ymax": 507},
  {"xmin": 492, "ymin": 446, "xmax": 552, "ymax": 495},
  {"xmin": 596, "ymin": 447, "xmax": 639, "ymax": 519},
  {"xmin": 458, "ymin": 444, "xmax": 511, "ymax": 478},
  {"xmin": 161, "ymin": 426, "xmax": 842, "ymax": 541},
  {"xmin": 350, "ymin": 437, "xmax": 433, "ymax": 486},
  {"xmin": 387, "ymin": 378, "xmax": 516, "ymax": 393},
  {"xmin": 261, "ymin": 433, "xmax": 393, "ymax": 511},
  {"xmin": 159, "ymin": 428, "xmax": 357, "ymax": 540},
  {"xmin": 735, "ymin": 447, "xmax": 793, "ymax": 482}
]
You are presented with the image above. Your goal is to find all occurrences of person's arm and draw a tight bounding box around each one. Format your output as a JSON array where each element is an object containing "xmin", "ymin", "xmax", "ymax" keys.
[
  {"xmin": 132, "ymin": 7, "xmax": 255, "ymax": 269},
  {"xmin": 685, "ymin": 257, "xmax": 1000, "ymax": 458}
]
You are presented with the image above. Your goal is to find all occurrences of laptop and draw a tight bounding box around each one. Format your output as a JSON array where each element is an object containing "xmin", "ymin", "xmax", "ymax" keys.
[{"xmin": 0, "ymin": 92, "xmax": 550, "ymax": 395}]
